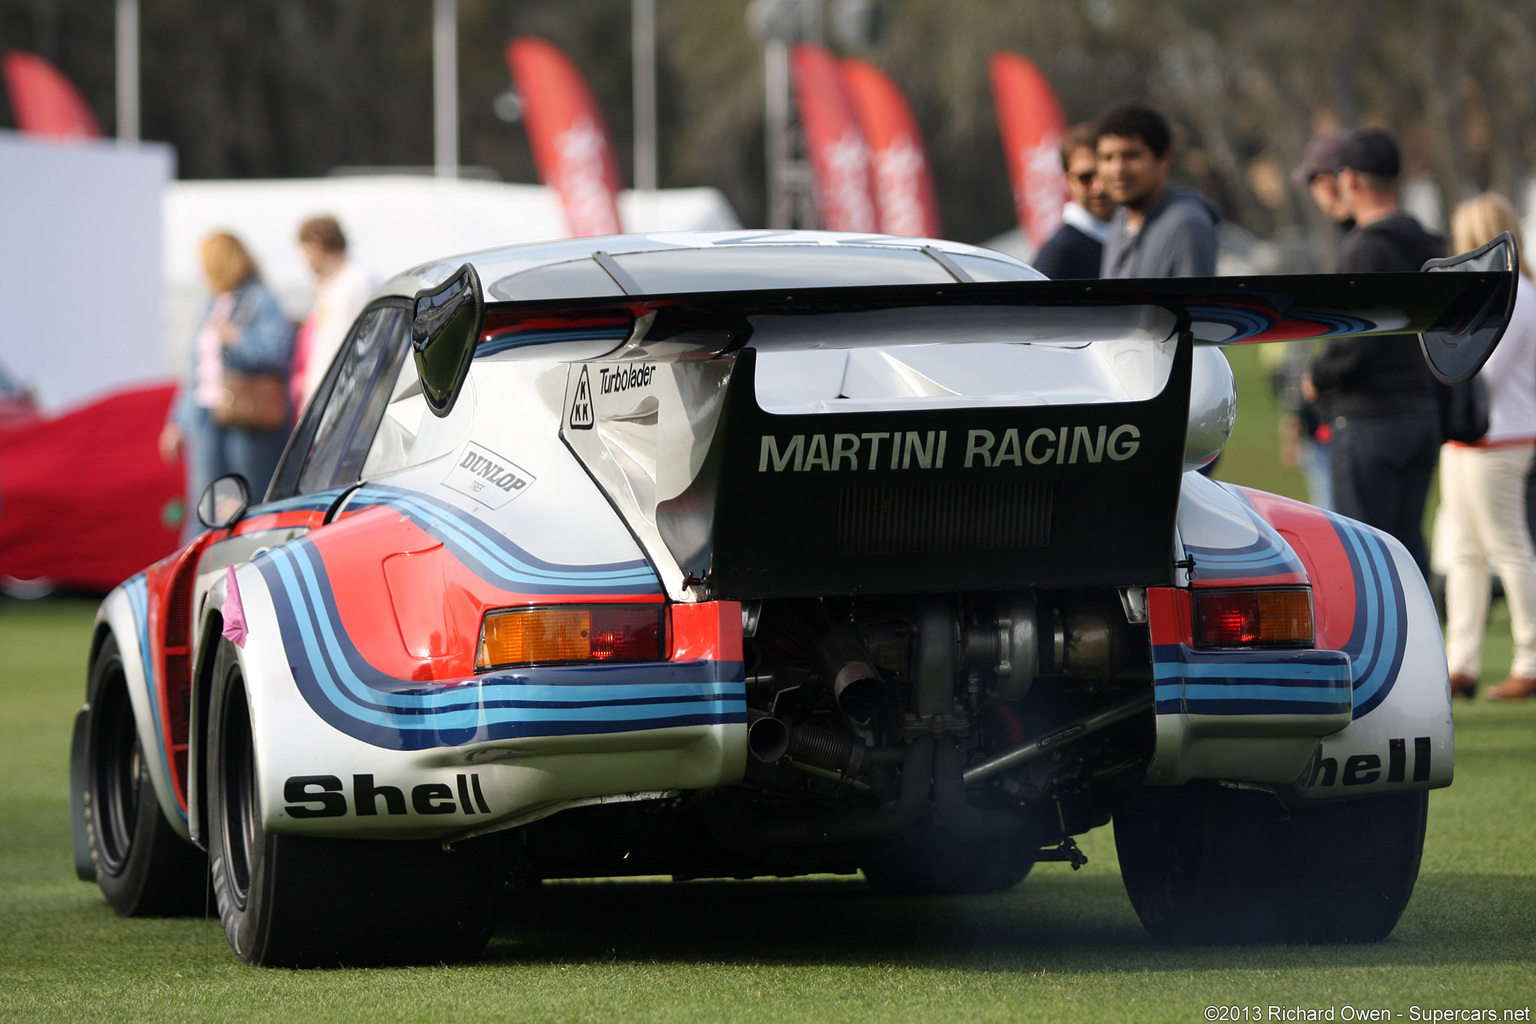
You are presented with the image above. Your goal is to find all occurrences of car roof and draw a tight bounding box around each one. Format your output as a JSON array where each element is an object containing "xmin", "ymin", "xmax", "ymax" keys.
[{"xmin": 377, "ymin": 230, "xmax": 1043, "ymax": 305}]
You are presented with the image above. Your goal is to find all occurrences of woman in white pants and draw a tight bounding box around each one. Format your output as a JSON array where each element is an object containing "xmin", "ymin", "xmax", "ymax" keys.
[{"xmin": 1440, "ymin": 193, "xmax": 1536, "ymax": 700}]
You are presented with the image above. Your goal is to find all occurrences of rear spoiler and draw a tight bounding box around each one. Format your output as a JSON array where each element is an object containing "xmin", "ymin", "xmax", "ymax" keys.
[{"xmin": 412, "ymin": 233, "xmax": 1517, "ymax": 416}]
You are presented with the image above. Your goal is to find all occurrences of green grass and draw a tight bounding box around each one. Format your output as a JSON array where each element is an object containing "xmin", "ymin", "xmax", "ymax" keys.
[{"xmin": 2, "ymin": 359, "xmax": 1533, "ymax": 1022}]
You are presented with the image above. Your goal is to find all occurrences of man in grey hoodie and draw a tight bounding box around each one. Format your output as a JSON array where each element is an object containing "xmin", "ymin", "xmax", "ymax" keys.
[{"xmin": 1096, "ymin": 99, "xmax": 1219, "ymax": 278}]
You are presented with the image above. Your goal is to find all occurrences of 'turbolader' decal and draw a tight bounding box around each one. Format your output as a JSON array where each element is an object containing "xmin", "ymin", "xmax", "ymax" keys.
[
  {"xmin": 757, "ymin": 425, "xmax": 1142, "ymax": 472},
  {"xmin": 443, "ymin": 442, "xmax": 536, "ymax": 508},
  {"xmin": 598, "ymin": 362, "xmax": 655, "ymax": 394}
]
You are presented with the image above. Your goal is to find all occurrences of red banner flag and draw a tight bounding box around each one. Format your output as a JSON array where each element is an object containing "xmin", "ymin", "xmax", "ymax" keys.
[
  {"xmin": 2, "ymin": 49, "xmax": 102, "ymax": 139},
  {"xmin": 791, "ymin": 43, "xmax": 878, "ymax": 233},
  {"xmin": 988, "ymin": 52, "xmax": 1066, "ymax": 248},
  {"xmin": 838, "ymin": 59, "xmax": 941, "ymax": 238},
  {"xmin": 505, "ymin": 37, "xmax": 623, "ymax": 238}
]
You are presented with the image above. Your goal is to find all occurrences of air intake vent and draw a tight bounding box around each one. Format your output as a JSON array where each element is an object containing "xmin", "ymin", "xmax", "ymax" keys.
[{"xmin": 836, "ymin": 481, "xmax": 1054, "ymax": 554}]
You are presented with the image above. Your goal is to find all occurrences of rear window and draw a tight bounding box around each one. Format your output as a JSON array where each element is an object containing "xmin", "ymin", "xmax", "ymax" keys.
[{"xmin": 611, "ymin": 245, "xmax": 958, "ymax": 292}]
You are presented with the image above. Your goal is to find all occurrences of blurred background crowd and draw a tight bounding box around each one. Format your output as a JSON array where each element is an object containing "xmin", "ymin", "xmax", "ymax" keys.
[{"xmin": 4, "ymin": 0, "xmax": 1536, "ymax": 694}]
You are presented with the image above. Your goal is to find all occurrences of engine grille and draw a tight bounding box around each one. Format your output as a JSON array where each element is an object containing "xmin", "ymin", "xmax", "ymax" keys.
[{"xmin": 835, "ymin": 480, "xmax": 1054, "ymax": 554}]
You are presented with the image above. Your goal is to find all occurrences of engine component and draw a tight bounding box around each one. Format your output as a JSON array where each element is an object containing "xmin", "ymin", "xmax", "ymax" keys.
[
  {"xmin": 814, "ymin": 625, "xmax": 887, "ymax": 722},
  {"xmin": 960, "ymin": 691, "xmax": 1153, "ymax": 785},
  {"xmin": 961, "ymin": 595, "xmax": 1039, "ymax": 701},
  {"xmin": 1061, "ymin": 600, "xmax": 1131, "ymax": 679}
]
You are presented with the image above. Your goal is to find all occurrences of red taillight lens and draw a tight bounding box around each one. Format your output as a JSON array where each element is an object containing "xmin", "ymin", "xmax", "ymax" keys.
[
  {"xmin": 1193, "ymin": 588, "xmax": 1313, "ymax": 648},
  {"xmin": 476, "ymin": 604, "xmax": 665, "ymax": 670}
]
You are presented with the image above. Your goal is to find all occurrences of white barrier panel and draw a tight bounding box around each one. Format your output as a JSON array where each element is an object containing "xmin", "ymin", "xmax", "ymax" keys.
[{"xmin": 0, "ymin": 131, "xmax": 173, "ymax": 411}]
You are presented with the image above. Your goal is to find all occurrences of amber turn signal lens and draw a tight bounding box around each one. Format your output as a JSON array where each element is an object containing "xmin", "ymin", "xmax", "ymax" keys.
[
  {"xmin": 476, "ymin": 605, "xmax": 665, "ymax": 670},
  {"xmin": 1193, "ymin": 588, "xmax": 1313, "ymax": 648}
]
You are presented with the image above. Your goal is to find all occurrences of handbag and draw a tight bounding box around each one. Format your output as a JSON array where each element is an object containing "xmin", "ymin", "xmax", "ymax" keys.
[
  {"xmin": 214, "ymin": 370, "xmax": 289, "ymax": 431},
  {"xmin": 1436, "ymin": 376, "xmax": 1490, "ymax": 445}
]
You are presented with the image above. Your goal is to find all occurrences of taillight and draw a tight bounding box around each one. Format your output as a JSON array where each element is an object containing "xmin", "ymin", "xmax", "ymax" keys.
[
  {"xmin": 1192, "ymin": 588, "xmax": 1313, "ymax": 648},
  {"xmin": 475, "ymin": 605, "xmax": 665, "ymax": 670}
]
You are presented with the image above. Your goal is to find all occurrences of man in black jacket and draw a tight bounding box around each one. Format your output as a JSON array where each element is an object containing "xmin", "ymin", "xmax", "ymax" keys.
[
  {"xmin": 1032, "ymin": 123, "xmax": 1114, "ymax": 280},
  {"xmin": 1303, "ymin": 129, "xmax": 1443, "ymax": 577}
]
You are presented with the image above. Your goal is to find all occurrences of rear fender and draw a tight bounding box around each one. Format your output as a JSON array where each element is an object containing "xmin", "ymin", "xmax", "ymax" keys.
[{"xmin": 1239, "ymin": 487, "xmax": 1453, "ymax": 799}]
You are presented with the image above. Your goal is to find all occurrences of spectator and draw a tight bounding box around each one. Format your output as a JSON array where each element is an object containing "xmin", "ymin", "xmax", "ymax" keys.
[
  {"xmin": 1438, "ymin": 194, "xmax": 1536, "ymax": 701},
  {"xmin": 291, "ymin": 215, "xmax": 375, "ymax": 413},
  {"xmin": 1302, "ymin": 128, "xmax": 1443, "ymax": 578},
  {"xmin": 159, "ymin": 232, "xmax": 294, "ymax": 524},
  {"xmin": 1281, "ymin": 128, "xmax": 1357, "ymax": 511},
  {"xmin": 1292, "ymin": 129, "xmax": 1355, "ymax": 241},
  {"xmin": 1032, "ymin": 122, "xmax": 1115, "ymax": 280},
  {"xmin": 1096, "ymin": 99, "xmax": 1219, "ymax": 278}
]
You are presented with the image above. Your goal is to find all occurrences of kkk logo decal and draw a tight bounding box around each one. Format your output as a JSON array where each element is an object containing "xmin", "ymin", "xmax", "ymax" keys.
[{"xmin": 569, "ymin": 366, "xmax": 595, "ymax": 430}]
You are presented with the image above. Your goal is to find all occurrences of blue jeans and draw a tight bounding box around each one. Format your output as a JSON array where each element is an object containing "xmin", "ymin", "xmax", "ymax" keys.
[
  {"xmin": 1329, "ymin": 413, "xmax": 1440, "ymax": 579},
  {"xmin": 184, "ymin": 405, "xmax": 289, "ymax": 536}
]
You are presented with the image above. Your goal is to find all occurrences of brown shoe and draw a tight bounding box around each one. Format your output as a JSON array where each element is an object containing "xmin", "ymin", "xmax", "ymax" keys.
[
  {"xmin": 1449, "ymin": 673, "xmax": 1479, "ymax": 699},
  {"xmin": 1486, "ymin": 675, "xmax": 1536, "ymax": 700}
]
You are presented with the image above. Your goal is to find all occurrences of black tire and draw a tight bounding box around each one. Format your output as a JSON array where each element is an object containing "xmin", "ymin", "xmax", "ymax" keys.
[
  {"xmin": 206, "ymin": 641, "xmax": 508, "ymax": 966},
  {"xmin": 81, "ymin": 635, "xmax": 209, "ymax": 916},
  {"xmin": 863, "ymin": 825, "xmax": 1035, "ymax": 895},
  {"xmin": 1114, "ymin": 783, "xmax": 1428, "ymax": 944}
]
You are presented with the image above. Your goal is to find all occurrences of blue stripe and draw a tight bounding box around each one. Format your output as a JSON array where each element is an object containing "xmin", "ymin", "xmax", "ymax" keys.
[
  {"xmin": 1161, "ymin": 682, "xmax": 1353, "ymax": 704},
  {"xmin": 1170, "ymin": 663, "xmax": 1348, "ymax": 683},
  {"xmin": 476, "ymin": 325, "xmax": 631, "ymax": 358},
  {"xmin": 346, "ymin": 484, "xmax": 660, "ymax": 595},
  {"xmin": 1186, "ymin": 304, "xmax": 1378, "ymax": 344},
  {"xmin": 253, "ymin": 538, "xmax": 743, "ymax": 751},
  {"xmin": 245, "ymin": 488, "xmax": 349, "ymax": 516},
  {"xmin": 1159, "ymin": 698, "xmax": 1354, "ymax": 716},
  {"xmin": 1183, "ymin": 489, "xmax": 1306, "ymax": 580},
  {"xmin": 1324, "ymin": 516, "xmax": 1406, "ymax": 718},
  {"xmin": 1152, "ymin": 642, "xmax": 1352, "ymax": 718}
]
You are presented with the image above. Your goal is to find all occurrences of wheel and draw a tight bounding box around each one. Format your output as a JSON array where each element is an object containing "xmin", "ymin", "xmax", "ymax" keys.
[
  {"xmin": 863, "ymin": 825, "xmax": 1035, "ymax": 895},
  {"xmin": 206, "ymin": 641, "xmax": 508, "ymax": 966},
  {"xmin": 1114, "ymin": 783, "xmax": 1428, "ymax": 944},
  {"xmin": 81, "ymin": 635, "xmax": 209, "ymax": 916}
]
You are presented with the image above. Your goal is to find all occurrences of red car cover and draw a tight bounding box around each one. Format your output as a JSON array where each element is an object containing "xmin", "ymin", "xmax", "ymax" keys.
[{"xmin": 0, "ymin": 384, "xmax": 184, "ymax": 593}]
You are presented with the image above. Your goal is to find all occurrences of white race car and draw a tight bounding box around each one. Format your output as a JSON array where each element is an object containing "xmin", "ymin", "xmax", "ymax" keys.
[{"xmin": 69, "ymin": 230, "xmax": 1516, "ymax": 965}]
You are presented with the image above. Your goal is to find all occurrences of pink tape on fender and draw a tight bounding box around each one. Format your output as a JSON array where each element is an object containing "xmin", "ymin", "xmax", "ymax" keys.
[{"xmin": 221, "ymin": 564, "xmax": 249, "ymax": 648}]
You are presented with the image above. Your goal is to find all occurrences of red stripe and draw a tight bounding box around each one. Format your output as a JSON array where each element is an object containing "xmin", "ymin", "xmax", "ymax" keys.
[
  {"xmin": 670, "ymin": 602, "xmax": 743, "ymax": 663},
  {"xmin": 1237, "ymin": 488, "xmax": 1355, "ymax": 652}
]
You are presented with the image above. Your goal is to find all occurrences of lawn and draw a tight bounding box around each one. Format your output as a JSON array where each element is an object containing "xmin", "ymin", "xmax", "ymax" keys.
[{"xmin": 2, "ymin": 347, "xmax": 1533, "ymax": 1022}]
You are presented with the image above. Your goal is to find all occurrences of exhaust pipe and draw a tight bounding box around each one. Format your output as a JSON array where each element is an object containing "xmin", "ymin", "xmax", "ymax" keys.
[
  {"xmin": 747, "ymin": 736, "xmax": 935, "ymax": 843},
  {"xmin": 815, "ymin": 625, "xmax": 887, "ymax": 722},
  {"xmin": 748, "ymin": 710, "xmax": 905, "ymax": 775},
  {"xmin": 747, "ymin": 710, "xmax": 790, "ymax": 763}
]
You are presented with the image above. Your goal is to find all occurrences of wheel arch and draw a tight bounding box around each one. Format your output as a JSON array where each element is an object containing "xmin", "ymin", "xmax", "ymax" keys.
[
  {"xmin": 187, "ymin": 606, "xmax": 226, "ymax": 849},
  {"xmin": 90, "ymin": 583, "xmax": 193, "ymax": 840}
]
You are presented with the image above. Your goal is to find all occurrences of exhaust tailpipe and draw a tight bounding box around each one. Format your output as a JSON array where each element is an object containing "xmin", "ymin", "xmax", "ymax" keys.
[{"xmin": 747, "ymin": 710, "xmax": 790, "ymax": 763}]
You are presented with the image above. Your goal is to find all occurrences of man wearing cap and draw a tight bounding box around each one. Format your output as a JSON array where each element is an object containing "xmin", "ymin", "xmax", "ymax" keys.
[
  {"xmin": 1293, "ymin": 129, "xmax": 1354, "ymax": 245},
  {"xmin": 1278, "ymin": 129, "xmax": 1355, "ymax": 511},
  {"xmin": 1303, "ymin": 128, "xmax": 1444, "ymax": 578}
]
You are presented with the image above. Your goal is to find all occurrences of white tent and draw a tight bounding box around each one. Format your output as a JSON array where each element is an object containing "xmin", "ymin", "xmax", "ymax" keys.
[{"xmin": 163, "ymin": 176, "xmax": 741, "ymax": 372}]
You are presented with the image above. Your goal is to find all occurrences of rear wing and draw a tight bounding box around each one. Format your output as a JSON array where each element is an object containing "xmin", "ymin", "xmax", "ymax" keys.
[
  {"xmin": 410, "ymin": 231, "xmax": 1516, "ymax": 413},
  {"xmin": 410, "ymin": 237, "xmax": 1516, "ymax": 599}
]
